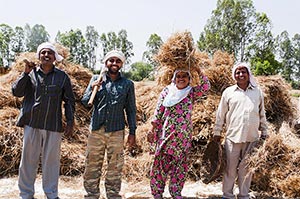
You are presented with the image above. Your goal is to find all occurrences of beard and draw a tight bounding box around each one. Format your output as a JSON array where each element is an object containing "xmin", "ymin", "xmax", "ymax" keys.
[{"xmin": 108, "ymin": 65, "xmax": 120, "ymax": 75}]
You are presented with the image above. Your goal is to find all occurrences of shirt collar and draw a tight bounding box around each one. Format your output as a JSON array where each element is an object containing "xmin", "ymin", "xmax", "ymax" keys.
[
  {"xmin": 234, "ymin": 83, "xmax": 254, "ymax": 91},
  {"xmin": 36, "ymin": 64, "xmax": 56, "ymax": 74},
  {"xmin": 106, "ymin": 72, "xmax": 122, "ymax": 81}
]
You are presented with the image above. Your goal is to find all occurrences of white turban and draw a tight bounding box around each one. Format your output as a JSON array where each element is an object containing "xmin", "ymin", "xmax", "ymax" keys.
[
  {"xmin": 36, "ymin": 42, "xmax": 64, "ymax": 62},
  {"xmin": 103, "ymin": 50, "xmax": 126, "ymax": 64},
  {"xmin": 232, "ymin": 62, "xmax": 257, "ymax": 87}
]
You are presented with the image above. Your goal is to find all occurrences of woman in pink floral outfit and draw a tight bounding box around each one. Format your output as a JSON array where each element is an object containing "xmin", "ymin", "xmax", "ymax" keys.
[{"xmin": 147, "ymin": 69, "xmax": 210, "ymax": 199}]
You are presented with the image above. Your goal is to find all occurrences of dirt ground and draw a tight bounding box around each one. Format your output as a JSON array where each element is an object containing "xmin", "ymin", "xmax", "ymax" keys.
[{"xmin": 0, "ymin": 175, "xmax": 226, "ymax": 199}]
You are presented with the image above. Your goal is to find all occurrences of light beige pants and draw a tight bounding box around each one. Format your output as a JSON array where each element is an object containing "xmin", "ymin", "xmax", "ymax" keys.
[
  {"xmin": 19, "ymin": 125, "xmax": 62, "ymax": 199},
  {"xmin": 222, "ymin": 139, "xmax": 256, "ymax": 199}
]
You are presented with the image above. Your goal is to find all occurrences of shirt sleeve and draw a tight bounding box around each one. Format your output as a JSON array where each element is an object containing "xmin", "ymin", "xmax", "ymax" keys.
[
  {"xmin": 151, "ymin": 87, "xmax": 167, "ymax": 127},
  {"xmin": 81, "ymin": 75, "xmax": 98, "ymax": 107},
  {"xmin": 12, "ymin": 72, "xmax": 31, "ymax": 97},
  {"xmin": 125, "ymin": 81, "xmax": 137, "ymax": 135},
  {"xmin": 63, "ymin": 74, "xmax": 75, "ymax": 126},
  {"xmin": 192, "ymin": 75, "xmax": 210, "ymax": 101}
]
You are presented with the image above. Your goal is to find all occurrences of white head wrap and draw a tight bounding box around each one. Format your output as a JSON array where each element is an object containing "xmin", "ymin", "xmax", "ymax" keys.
[
  {"xmin": 36, "ymin": 42, "xmax": 63, "ymax": 62},
  {"xmin": 162, "ymin": 69, "xmax": 192, "ymax": 107},
  {"xmin": 103, "ymin": 50, "xmax": 126, "ymax": 65},
  {"xmin": 232, "ymin": 62, "xmax": 257, "ymax": 87}
]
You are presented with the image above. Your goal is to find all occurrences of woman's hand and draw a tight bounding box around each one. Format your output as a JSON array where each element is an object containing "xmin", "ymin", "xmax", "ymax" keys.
[{"xmin": 147, "ymin": 124, "xmax": 157, "ymax": 143}]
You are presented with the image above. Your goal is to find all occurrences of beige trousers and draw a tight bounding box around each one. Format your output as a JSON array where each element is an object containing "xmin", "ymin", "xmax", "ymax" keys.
[{"xmin": 222, "ymin": 139, "xmax": 256, "ymax": 199}]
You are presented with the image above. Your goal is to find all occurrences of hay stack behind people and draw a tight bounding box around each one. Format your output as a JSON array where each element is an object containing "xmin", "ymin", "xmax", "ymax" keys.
[
  {"xmin": 257, "ymin": 75, "xmax": 296, "ymax": 130},
  {"xmin": 205, "ymin": 50, "xmax": 235, "ymax": 95}
]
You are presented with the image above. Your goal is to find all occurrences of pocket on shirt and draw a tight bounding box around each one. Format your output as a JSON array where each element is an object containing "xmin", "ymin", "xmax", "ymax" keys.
[{"xmin": 45, "ymin": 85, "xmax": 62, "ymax": 97}]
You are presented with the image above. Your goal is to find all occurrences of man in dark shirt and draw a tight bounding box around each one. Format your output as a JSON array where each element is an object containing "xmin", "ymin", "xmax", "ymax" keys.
[
  {"xmin": 82, "ymin": 50, "xmax": 137, "ymax": 199},
  {"xmin": 12, "ymin": 42, "xmax": 75, "ymax": 199}
]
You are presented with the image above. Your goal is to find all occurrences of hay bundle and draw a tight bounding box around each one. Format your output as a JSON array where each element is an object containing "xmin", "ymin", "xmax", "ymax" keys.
[
  {"xmin": 0, "ymin": 107, "xmax": 20, "ymax": 129},
  {"xmin": 14, "ymin": 52, "xmax": 40, "ymax": 72},
  {"xmin": 54, "ymin": 43, "xmax": 70, "ymax": 60},
  {"xmin": 123, "ymin": 153, "xmax": 153, "ymax": 181},
  {"xmin": 60, "ymin": 142, "xmax": 85, "ymax": 176},
  {"xmin": 135, "ymin": 81, "xmax": 162, "ymax": 124},
  {"xmin": 0, "ymin": 89, "xmax": 21, "ymax": 108},
  {"xmin": 155, "ymin": 31, "xmax": 197, "ymax": 68},
  {"xmin": 56, "ymin": 62, "xmax": 92, "ymax": 100},
  {"xmin": 199, "ymin": 141, "xmax": 226, "ymax": 184},
  {"xmin": 0, "ymin": 107, "xmax": 23, "ymax": 177},
  {"xmin": 154, "ymin": 31, "xmax": 211, "ymax": 87},
  {"xmin": 192, "ymin": 94, "xmax": 221, "ymax": 140},
  {"xmin": 278, "ymin": 174, "xmax": 300, "ymax": 197},
  {"xmin": 123, "ymin": 122, "xmax": 154, "ymax": 180},
  {"xmin": 248, "ymin": 126, "xmax": 300, "ymax": 197}
]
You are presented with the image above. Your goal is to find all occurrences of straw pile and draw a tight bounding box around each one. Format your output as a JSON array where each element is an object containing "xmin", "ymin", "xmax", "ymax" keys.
[
  {"xmin": 248, "ymin": 124, "xmax": 300, "ymax": 197},
  {"xmin": 204, "ymin": 50, "xmax": 235, "ymax": 95},
  {"xmin": 134, "ymin": 81, "xmax": 162, "ymax": 124},
  {"xmin": 257, "ymin": 76, "xmax": 296, "ymax": 130},
  {"xmin": 200, "ymin": 141, "xmax": 226, "ymax": 184}
]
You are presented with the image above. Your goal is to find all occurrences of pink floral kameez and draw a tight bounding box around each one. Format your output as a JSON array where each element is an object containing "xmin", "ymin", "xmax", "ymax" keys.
[{"xmin": 150, "ymin": 76, "xmax": 210, "ymax": 198}]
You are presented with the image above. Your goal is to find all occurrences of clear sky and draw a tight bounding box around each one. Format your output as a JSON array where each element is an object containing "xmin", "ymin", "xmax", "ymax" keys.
[{"xmin": 1, "ymin": 0, "xmax": 300, "ymax": 63}]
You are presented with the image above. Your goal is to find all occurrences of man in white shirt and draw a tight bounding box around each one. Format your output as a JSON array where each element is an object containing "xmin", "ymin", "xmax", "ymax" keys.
[{"xmin": 213, "ymin": 62, "xmax": 268, "ymax": 199}]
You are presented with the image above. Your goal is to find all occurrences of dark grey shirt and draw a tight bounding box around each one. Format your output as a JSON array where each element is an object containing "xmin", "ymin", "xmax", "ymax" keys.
[
  {"xmin": 81, "ymin": 73, "xmax": 137, "ymax": 135},
  {"xmin": 12, "ymin": 66, "xmax": 75, "ymax": 132}
]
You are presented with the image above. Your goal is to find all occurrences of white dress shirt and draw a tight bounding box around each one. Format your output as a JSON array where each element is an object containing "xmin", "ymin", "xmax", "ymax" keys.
[{"xmin": 213, "ymin": 84, "xmax": 268, "ymax": 143}]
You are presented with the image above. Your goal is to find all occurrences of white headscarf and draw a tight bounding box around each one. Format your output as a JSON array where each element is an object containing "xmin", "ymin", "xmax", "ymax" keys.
[
  {"xmin": 103, "ymin": 50, "xmax": 126, "ymax": 65},
  {"xmin": 162, "ymin": 69, "xmax": 192, "ymax": 107},
  {"xmin": 36, "ymin": 42, "xmax": 64, "ymax": 62},
  {"xmin": 232, "ymin": 62, "xmax": 257, "ymax": 87}
]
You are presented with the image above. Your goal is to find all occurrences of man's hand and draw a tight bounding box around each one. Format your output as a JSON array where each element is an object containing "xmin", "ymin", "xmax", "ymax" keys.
[
  {"xmin": 92, "ymin": 79, "xmax": 103, "ymax": 90},
  {"xmin": 23, "ymin": 59, "xmax": 35, "ymax": 74},
  {"xmin": 213, "ymin": 135, "xmax": 221, "ymax": 143},
  {"xmin": 127, "ymin": 134, "xmax": 136, "ymax": 148},
  {"xmin": 64, "ymin": 124, "xmax": 74, "ymax": 138},
  {"xmin": 127, "ymin": 134, "xmax": 139, "ymax": 157},
  {"xmin": 260, "ymin": 134, "xmax": 269, "ymax": 141}
]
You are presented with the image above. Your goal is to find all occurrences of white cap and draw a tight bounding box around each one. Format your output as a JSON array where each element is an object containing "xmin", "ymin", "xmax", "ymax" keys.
[
  {"xmin": 36, "ymin": 42, "xmax": 64, "ymax": 62},
  {"xmin": 103, "ymin": 50, "xmax": 126, "ymax": 64},
  {"xmin": 232, "ymin": 62, "xmax": 257, "ymax": 87}
]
